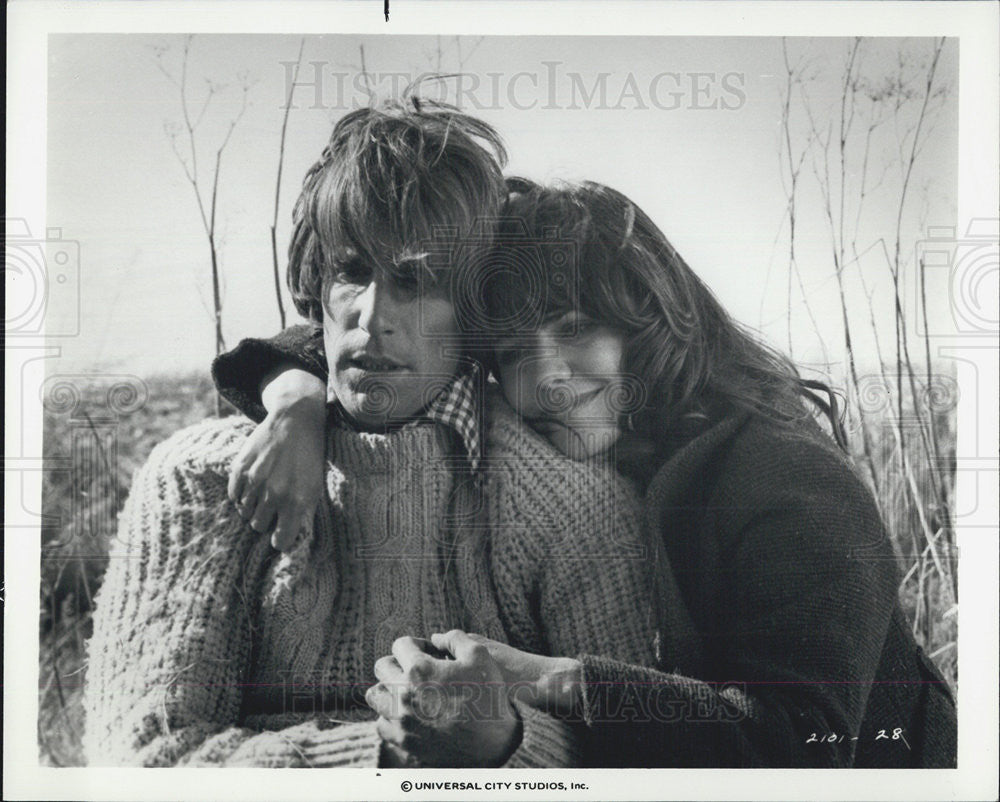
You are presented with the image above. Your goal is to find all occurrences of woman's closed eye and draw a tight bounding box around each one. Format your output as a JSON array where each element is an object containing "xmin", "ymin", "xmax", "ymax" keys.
[{"xmin": 552, "ymin": 312, "xmax": 598, "ymax": 339}]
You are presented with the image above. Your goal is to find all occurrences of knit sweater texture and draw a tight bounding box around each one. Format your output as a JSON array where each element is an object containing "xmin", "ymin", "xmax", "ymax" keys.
[{"xmin": 83, "ymin": 395, "xmax": 660, "ymax": 766}]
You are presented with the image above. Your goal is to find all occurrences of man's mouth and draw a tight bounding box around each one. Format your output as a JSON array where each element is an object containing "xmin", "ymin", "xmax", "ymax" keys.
[{"xmin": 345, "ymin": 353, "xmax": 408, "ymax": 373}]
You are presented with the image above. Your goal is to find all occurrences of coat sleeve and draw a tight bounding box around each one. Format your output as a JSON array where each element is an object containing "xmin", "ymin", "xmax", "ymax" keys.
[
  {"xmin": 211, "ymin": 325, "xmax": 328, "ymax": 422},
  {"xmin": 82, "ymin": 420, "xmax": 382, "ymax": 767},
  {"xmin": 574, "ymin": 428, "xmax": 899, "ymax": 767}
]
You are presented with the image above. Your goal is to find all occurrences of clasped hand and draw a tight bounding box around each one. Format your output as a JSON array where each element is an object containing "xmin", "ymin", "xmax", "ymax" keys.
[
  {"xmin": 366, "ymin": 630, "xmax": 524, "ymax": 768},
  {"xmin": 366, "ymin": 630, "xmax": 584, "ymax": 767}
]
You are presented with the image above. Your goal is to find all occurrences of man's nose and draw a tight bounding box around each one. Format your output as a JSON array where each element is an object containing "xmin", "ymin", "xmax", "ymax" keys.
[{"xmin": 356, "ymin": 280, "xmax": 397, "ymax": 336}]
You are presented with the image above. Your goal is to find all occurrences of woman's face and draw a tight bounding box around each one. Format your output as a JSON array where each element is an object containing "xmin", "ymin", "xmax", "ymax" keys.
[{"xmin": 494, "ymin": 310, "xmax": 627, "ymax": 460}]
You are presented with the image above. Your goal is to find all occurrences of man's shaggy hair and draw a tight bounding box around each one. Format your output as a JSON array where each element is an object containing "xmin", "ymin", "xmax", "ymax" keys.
[{"xmin": 287, "ymin": 95, "xmax": 508, "ymax": 325}]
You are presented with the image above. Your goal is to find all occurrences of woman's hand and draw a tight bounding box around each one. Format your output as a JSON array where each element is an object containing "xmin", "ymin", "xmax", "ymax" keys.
[
  {"xmin": 228, "ymin": 368, "xmax": 327, "ymax": 552},
  {"xmin": 452, "ymin": 633, "xmax": 583, "ymax": 717},
  {"xmin": 366, "ymin": 632, "xmax": 523, "ymax": 768}
]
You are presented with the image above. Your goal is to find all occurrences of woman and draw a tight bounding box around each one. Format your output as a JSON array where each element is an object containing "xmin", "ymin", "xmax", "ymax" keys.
[{"xmin": 214, "ymin": 179, "xmax": 957, "ymax": 768}]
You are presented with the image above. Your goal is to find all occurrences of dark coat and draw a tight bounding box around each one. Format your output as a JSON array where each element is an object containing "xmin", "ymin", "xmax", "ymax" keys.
[
  {"xmin": 577, "ymin": 412, "xmax": 956, "ymax": 767},
  {"xmin": 212, "ymin": 327, "xmax": 957, "ymax": 768}
]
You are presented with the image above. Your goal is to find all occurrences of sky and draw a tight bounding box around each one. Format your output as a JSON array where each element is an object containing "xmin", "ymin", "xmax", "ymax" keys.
[{"xmin": 43, "ymin": 34, "xmax": 959, "ymax": 377}]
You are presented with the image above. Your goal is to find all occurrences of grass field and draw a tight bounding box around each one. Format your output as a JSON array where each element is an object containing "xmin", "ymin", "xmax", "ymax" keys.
[
  {"xmin": 36, "ymin": 370, "xmax": 958, "ymax": 766},
  {"xmin": 38, "ymin": 371, "xmax": 222, "ymax": 766}
]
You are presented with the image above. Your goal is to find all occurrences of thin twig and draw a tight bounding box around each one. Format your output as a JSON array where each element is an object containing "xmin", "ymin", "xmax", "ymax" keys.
[
  {"xmin": 359, "ymin": 44, "xmax": 375, "ymax": 101},
  {"xmin": 778, "ymin": 40, "xmax": 829, "ymax": 364},
  {"xmin": 270, "ymin": 38, "xmax": 305, "ymax": 330},
  {"xmin": 801, "ymin": 40, "xmax": 880, "ymax": 489},
  {"xmin": 889, "ymin": 39, "xmax": 945, "ymax": 479}
]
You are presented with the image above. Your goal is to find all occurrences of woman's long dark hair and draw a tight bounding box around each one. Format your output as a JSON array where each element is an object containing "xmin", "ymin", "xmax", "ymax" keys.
[{"xmin": 485, "ymin": 178, "xmax": 847, "ymax": 451}]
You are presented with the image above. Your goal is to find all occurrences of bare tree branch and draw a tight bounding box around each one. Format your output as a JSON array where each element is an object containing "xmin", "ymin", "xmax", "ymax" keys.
[{"xmin": 157, "ymin": 35, "xmax": 254, "ymax": 413}]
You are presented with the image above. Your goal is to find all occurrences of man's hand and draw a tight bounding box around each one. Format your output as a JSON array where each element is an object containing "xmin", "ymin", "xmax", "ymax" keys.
[
  {"xmin": 452, "ymin": 633, "xmax": 583, "ymax": 717},
  {"xmin": 228, "ymin": 395, "xmax": 326, "ymax": 552},
  {"xmin": 366, "ymin": 632, "xmax": 523, "ymax": 767}
]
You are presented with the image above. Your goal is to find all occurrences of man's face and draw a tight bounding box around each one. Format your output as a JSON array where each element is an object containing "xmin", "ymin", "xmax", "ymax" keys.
[{"xmin": 322, "ymin": 259, "xmax": 461, "ymax": 428}]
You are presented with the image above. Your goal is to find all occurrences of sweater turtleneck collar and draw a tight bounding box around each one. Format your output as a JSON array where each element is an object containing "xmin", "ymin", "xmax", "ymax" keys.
[{"xmin": 326, "ymin": 362, "xmax": 484, "ymax": 474}]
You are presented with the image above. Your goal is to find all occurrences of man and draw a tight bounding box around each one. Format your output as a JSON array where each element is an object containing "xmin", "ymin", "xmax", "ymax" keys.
[{"xmin": 83, "ymin": 99, "xmax": 585, "ymax": 767}]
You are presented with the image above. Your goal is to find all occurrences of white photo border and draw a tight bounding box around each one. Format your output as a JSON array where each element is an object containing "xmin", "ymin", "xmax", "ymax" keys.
[{"xmin": 6, "ymin": 2, "xmax": 998, "ymax": 800}]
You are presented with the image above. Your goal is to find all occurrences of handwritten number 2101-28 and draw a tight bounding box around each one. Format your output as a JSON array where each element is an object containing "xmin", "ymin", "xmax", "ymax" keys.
[{"xmin": 806, "ymin": 728, "xmax": 907, "ymax": 747}]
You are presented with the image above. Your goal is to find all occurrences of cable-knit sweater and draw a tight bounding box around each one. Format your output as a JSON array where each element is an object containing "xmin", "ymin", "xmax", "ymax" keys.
[{"xmin": 83, "ymin": 394, "xmax": 660, "ymax": 767}]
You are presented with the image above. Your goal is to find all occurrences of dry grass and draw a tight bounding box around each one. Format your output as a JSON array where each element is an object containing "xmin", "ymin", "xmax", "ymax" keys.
[
  {"xmin": 857, "ymin": 400, "xmax": 959, "ymax": 685},
  {"xmin": 38, "ymin": 371, "xmax": 224, "ymax": 766},
  {"xmin": 37, "ymin": 370, "xmax": 958, "ymax": 766}
]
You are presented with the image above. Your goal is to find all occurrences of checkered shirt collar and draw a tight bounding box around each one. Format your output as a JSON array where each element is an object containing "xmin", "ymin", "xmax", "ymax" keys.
[
  {"xmin": 328, "ymin": 361, "xmax": 483, "ymax": 474},
  {"xmin": 422, "ymin": 362, "xmax": 483, "ymax": 474}
]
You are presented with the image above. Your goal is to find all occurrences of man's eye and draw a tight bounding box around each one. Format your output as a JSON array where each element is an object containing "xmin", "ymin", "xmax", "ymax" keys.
[
  {"xmin": 392, "ymin": 267, "xmax": 421, "ymax": 291},
  {"xmin": 334, "ymin": 261, "xmax": 371, "ymax": 284}
]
